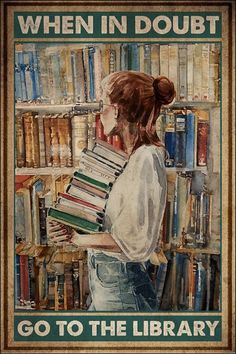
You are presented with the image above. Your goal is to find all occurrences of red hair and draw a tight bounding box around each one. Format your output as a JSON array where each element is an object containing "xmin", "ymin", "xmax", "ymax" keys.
[{"xmin": 106, "ymin": 71, "xmax": 176, "ymax": 153}]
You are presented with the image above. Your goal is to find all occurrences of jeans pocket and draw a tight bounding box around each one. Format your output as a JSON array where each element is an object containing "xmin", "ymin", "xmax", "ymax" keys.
[{"xmin": 96, "ymin": 263, "xmax": 120, "ymax": 288}]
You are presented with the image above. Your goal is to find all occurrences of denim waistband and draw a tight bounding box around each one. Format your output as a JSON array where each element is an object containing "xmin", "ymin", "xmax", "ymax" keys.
[{"xmin": 88, "ymin": 252, "xmax": 145, "ymax": 271}]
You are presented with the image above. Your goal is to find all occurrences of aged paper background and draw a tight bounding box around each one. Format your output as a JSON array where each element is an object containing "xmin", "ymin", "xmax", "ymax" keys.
[{"xmin": 1, "ymin": 0, "xmax": 235, "ymax": 353}]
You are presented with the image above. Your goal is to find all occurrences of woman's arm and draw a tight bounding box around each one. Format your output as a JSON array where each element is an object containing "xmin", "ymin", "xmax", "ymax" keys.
[{"xmin": 70, "ymin": 230, "xmax": 122, "ymax": 253}]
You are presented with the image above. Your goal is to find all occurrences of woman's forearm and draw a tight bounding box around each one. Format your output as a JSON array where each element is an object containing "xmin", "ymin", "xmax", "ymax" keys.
[{"xmin": 71, "ymin": 232, "xmax": 122, "ymax": 253}]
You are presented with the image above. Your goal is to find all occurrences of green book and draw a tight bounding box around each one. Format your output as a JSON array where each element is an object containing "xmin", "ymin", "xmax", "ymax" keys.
[
  {"xmin": 48, "ymin": 208, "xmax": 102, "ymax": 232},
  {"xmin": 73, "ymin": 171, "xmax": 111, "ymax": 192}
]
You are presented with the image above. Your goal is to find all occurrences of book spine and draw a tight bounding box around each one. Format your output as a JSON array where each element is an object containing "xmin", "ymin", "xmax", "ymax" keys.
[
  {"xmin": 43, "ymin": 116, "xmax": 52, "ymax": 167},
  {"xmin": 159, "ymin": 45, "xmax": 169, "ymax": 77},
  {"xmin": 20, "ymin": 255, "xmax": 30, "ymax": 304},
  {"xmin": 50, "ymin": 116, "xmax": 60, "ymax": 167},
  {"xmin": 38, "ymin": 195, "xmax": 48, "ymax": 245},
  {"xmin": 37, "ymin": 115, "xmax": 46, "ymax": 167},
  {"xmin": 94, "ymin": 46, "xmax": 102, "ymax": 101},
  {"xmin": 71, "ymin": 115, "xmax": 88, "ymax": 166},
  {"xmin": 47, "ymin": 272, "xmax": 56, "ymax": 310},
  {"xmin": 187, "ymin": 44, "xmax": 194, "ymax": 101},
  {"xmin": 197, "ymin": 120, "xmax": 209, "ymax": 166},
  {"xmin": 175, "ymin": 113, "xmax": 186, "ymax": 167},
  {"xmin": 201, "ymin": 44, "xmax": 210, "ymax": 101},
  {"xmin": 164, "ymin": 113, "xmax": 176, "ymax": 168},
  {"xmin": 178, "ymin": 44, "xmax": 187, "ymax": 101},
  {"xmin": 120, "ymin": 43, "xmax": 128, "ymax": 70},
  {"xmin": 64, "ymin": 263, "xmax": 74, "ymax": 310},
  {"xmin": 88, "ymin": 47, "xmax": 95, "ymax": 101},
  {"xmin": 151, "ymin": 44, "xmax": 160, "ymax": 77},
  {"xmin": 24, "ymin": 52, "xmax": 33, "ymax": 101},
  {"xmin": 28, "ymin": 256, "xmax": 36, "ymax": 307},
  {"xmin": 16, "ymin": 113, "xmax": 26, "ymax": 167},
  {"xmin": 32, "ymin": 117, "xmax": 40, "ymax": 167},
  {"xmin": 72, "ymin": 260, "xmax": 80, "ymax": 309},
  {"xmin": 15, "ymin": 54, "xmax": 23, "ymax": 101},
  {"xmin": 193, "ymin": 44, "xmax": 202, "ymax": 101},
  {"xmin": 15, "ymin": 254, "xmax": 21, "ymax": 306},
  {"xmin": 168, "ymin": 45, "xmax": 179, "ymax": 100},
  {"xmin": 185, "ymin": 112, "xmax": 195, "ymax": 169},
  {"xmin": 23, "ymin": 112, "xmax": 34, "ymax": 167}
]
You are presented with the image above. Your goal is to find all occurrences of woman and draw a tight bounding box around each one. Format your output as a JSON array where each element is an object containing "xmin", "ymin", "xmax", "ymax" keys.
[{"xmin": 50, "ymin": 71, "xmax": 175, "ymax": 311}]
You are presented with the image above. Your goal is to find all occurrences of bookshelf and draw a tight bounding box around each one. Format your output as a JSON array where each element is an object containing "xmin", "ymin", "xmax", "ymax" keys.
[{"xmin": 15, "ymin": 42, "xmax": 221, "ymax": 312}]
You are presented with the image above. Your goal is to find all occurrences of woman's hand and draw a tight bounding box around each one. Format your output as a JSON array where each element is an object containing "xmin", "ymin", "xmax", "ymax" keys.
[{"xmin": 47, "ymin": 219, "xmax": 73, "ymax": 245}]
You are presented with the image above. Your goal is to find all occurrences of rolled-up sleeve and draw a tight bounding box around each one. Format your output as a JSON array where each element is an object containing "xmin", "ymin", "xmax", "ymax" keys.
[{"xmin": 105, "ymin": 146, "xmax": 167, "ymax": 262}]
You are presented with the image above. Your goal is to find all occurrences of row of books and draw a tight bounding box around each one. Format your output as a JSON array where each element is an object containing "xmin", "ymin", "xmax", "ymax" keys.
[
  {"xmin": 149, "ymin": 253, "xmax": 220, "ymax": 311},
  {"xmin": 157, "ymin": 109, "xmax": 209, "ymax": 169},
  {"xmin": 15, "ymin": 42, "xmax": 220, "ymax": 104},
  {"xmin": 16, "ymin": 111, "xmax": 123, "ymax": 169},
  {"xmin": 162, "ymin": 172, "xmax": 212, "ymax": 248},
  {"xmin": 15, "ymin": 248, "xmax": 89, "ymax": 310},
  {"xmin": 15, "ymin": 246, "xmax": 220, "ymax": 312},
  {"xmin": 47, "ymin": 139, "xmax": 128, "ymax": 236}
]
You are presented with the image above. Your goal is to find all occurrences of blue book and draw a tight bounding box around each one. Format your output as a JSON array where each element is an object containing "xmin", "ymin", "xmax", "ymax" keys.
[
  {"xmin": 186, "ymin": 112, "xmax": 195, "ymax": 169},
  {"xmin": 120, "ymin": 43, "xmax": 128, "ymax": 70},
  {"xmin": 88, "ymin": 47, "xmax": 95, "ymax": 101},
  {"xmin": 23, "ymin": 52, "xmax": 33, "ymax": 101},
  {"xmin": 18, "ymin": 51, "xmax": 27, "ymax": 101},
  {"xmin": 144, "ymin": 44, "xmax": 151, "ymax": 74},
  {"xmin": 156, "ymin": 263, "xmax": 168, "ymax": 309},
  {"xmin": 32, "ymin": 47, "xmax": 41, "ymax": 99},
  {"xmin": 15, "ymin": 57, "xmax": 22, "ymax": 101},
  {"xmin": 172, "ymin": 176, "xmax": 178, "ymax": 239},
  {"xmin": 194, "ymin": 259, "xmax": 207, "ymax": 311},
  {"xmin": 128, "ymin": 44, "xmax": 140, "ymax": 71},
  {"xmin": 175, "ymin": 113, "xmax": 186, "ymax": 167},
  {"xmin": 164, "ymin": 113, "xmax": 176, "ymax": 167},
  {"xmin": 28, "ymin": 51, "xmax": 37, "ymax": 100}
]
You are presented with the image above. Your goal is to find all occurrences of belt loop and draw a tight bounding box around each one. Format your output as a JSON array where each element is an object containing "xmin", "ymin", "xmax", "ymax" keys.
[{"xmin": 91, "ymin": 255, "xmax": 96, "ymax": 269}]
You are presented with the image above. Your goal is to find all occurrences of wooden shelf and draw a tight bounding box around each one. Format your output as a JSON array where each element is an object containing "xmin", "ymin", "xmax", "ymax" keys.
[
  {"xmin": 15, "ymin": 103, "xmax": 75, "ymax": 113},
  {"xmin": 172, "ymin": 247, "xmax": 220, "ymax": 255},
  {"xmin": 15, "ymin": 167, "xmax": 77, "ymax": 175},
  {"xmin": 165, "ymin": 166, "xmax": 207, "ymax": 174}
]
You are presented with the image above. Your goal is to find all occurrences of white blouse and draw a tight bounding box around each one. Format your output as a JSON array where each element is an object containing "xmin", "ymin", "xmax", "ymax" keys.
[{"xmin": 101, "ymin": 144, "xmax": 167, "ymax": 262}]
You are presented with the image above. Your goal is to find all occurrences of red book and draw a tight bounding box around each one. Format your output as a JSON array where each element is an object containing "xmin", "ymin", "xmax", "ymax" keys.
[
  {"xmin": 197, "ymin": 120, "xmax": 209, "ymax": 166},
  {"xmin": 58, "ymin": 192, "xmax": 103, "ymax": 212},
  {"xmin": 112, "ymin": 135, "xmax": 123, "ymax": 150},
  {"xmin": 95, "ymin": 114, "xmax": 105, "ymax": 141},
  {"xmin": 20, "ymin": 255, "xmax": 30, "ymax": 303}
]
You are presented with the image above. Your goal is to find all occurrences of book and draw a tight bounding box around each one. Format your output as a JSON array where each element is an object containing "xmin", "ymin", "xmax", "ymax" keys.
[
  {"xmin": 47, "ymin": 208, "xmax": 102, "ymax": 232},
  {"xmin": 185, "ymin": 111, "xmax": 195, "ymax": 169},
  {"xmin": 70, "ymin": 177, "xmax": 108, "ymax": 199},
  {"xmin": 66, "ymin": 184, "xmax": 107, "ymax": 209},
  {"xmin": 15, "ymin": 187, "xmax": 33, "ymax": 244},
  {"xmin": 71, "ymin": 114, "xmax": 88, "ymax": 166},
  {"xmin": 175, "ymin": 113, "xmax": 186, "ymax": 167},
  {"xmin": 197, "ymin": 118, "xmax": 209, "ymax": 167},
  {"xmin": 164, "ymin": 113, "xmax": 176, "ymax": 167},
  {"xmin": 92, "ymin": 139, "xmax": 128, "ymax": 168},
  {"xmin": 16, "ymin": 113, "xmax": 25, "ymax": 168}
]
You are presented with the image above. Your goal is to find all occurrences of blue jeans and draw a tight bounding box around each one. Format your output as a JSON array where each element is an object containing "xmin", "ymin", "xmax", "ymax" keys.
[{"xmin": 88, "ymin": 251, "xmax": 157, "ymax": 311}]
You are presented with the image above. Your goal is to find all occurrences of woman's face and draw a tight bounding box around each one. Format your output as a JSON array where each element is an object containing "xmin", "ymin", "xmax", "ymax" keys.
[{"xmin": 100, "ymin": 80, "xmax": 118, "ymax": 136}]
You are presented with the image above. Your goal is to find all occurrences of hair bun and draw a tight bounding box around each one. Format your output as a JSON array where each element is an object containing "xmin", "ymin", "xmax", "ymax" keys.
[{"xmin": 153, "ymin": 76, "xmax": 176, "ymax": 105}]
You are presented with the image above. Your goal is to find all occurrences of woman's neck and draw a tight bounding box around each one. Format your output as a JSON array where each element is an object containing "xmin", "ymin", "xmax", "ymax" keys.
[{"xmin": 118, "ymin": 123, "xmax": 138, "ymax": 156}]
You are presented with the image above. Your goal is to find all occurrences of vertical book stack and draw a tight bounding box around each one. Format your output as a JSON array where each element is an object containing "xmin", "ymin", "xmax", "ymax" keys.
[{"xmin": 47, "ymin": 139, "xmax": 128, "ymax": 237}]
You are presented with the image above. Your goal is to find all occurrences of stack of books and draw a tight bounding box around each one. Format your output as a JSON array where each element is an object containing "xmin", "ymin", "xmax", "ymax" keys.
[{"xmin": 47, "ymin": 139, "xmax": 128, "ymax": 237}]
